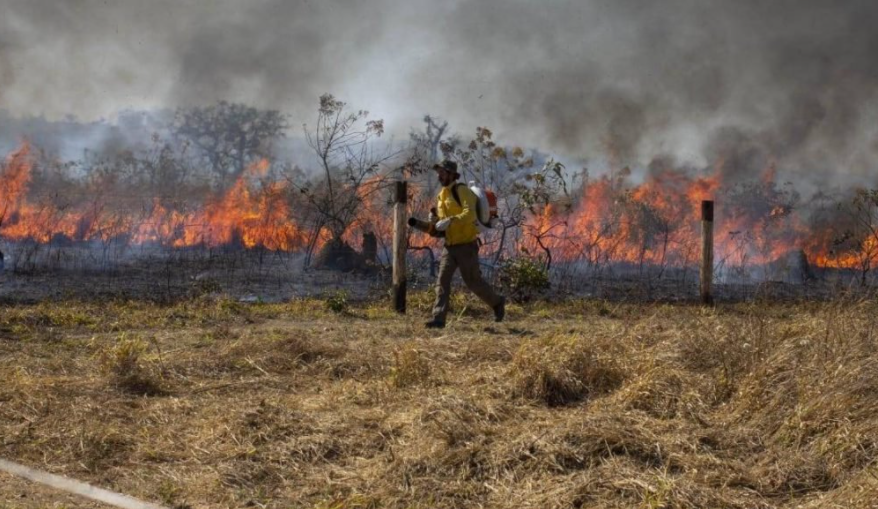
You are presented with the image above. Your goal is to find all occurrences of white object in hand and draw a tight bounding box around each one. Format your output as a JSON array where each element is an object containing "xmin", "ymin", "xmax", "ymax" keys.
[{"xmin": 435, "ymin": 218, "xmax": 452, "ymax": 232}]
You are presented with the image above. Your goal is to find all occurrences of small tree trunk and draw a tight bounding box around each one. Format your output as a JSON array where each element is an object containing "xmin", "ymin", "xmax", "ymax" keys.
[
  {"xmin": 304, "ymin": 220, "xmax": 325, "ymax": 268},
  {"xmin": 536, "ymin": 235, "xmax": 553, "ymax": 272},
  {"xmin": 493, "ymin": 221, "xmax": 513, "ymax": 266}
]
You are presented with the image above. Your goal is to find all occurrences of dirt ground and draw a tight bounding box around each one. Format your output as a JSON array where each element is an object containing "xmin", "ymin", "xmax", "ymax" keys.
[{"xmin": 2, "ymin": 292, "xmax": 878, "ymax": 508}]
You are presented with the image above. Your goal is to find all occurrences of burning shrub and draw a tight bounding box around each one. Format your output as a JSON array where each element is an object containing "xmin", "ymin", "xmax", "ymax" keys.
[
  {"xmin": 300, "ymin": 94, "xmax": 390, "ymax": 246},
  {"xmin": 509, "ymin": 335, "xmax": 624, "ymax": 406},
  {"xmin": 498, "ymin": 255, "xmax": 550, "ymax": 303}
]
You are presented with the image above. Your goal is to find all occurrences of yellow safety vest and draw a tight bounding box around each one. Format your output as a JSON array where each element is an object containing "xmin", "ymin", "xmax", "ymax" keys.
[{"xmin": 437, "ymin": 183, "xmax": 479, "ymax": 246}]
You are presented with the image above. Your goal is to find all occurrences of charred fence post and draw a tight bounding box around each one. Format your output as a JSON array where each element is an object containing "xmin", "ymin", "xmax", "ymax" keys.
[
  {"xmin": 701, "ymin": 200, "xmax": 714, "ymax": 305},
  {"xmin": 393, "ymin": 181, "xmax": 408, "ymax": 313}
]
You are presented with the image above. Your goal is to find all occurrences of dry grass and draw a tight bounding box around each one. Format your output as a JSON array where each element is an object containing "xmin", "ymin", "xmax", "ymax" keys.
[
  {"xmin": 389, "ymin": 342, "xmax": 433, "ymax": 388},
  {"xmin": 509, "ymin": 335, "xmax": 625, "ymax": 406},
  {"xmin": 97, "ymin": 334, "xmax": 167, "ymax": 396},
  {"xmin": 2, "ymin": 293, "xmax": 878, "ymax": 508}
]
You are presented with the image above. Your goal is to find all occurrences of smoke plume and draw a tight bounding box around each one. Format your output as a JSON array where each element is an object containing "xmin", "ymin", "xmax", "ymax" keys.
[{"xmin": 1, "ymin": 0, "xmax": 877, "ymax": 187}]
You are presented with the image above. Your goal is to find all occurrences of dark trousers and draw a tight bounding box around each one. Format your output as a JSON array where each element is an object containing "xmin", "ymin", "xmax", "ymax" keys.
[{"xmin": 432, "ymin": 241, "xmax": 502, "ymax": 322}]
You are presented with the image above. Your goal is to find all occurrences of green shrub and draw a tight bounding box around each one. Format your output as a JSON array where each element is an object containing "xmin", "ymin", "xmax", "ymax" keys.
[
  {"xmin": 324, "ymin": 290, "xmax": 349, "ymax": 314},
  {"xmin": 498, "ymin": 256, "xmax": 550, "ymax": 303}
]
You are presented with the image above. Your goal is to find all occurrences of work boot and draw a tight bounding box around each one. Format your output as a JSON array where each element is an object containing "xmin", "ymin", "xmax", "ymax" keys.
[
  {"xmin": 493, "ymin": 297, "xmax": 506, "ymax": 322},
  {"xmin": 425, "ymin": 319, "xmax": 445, "ymax": 329}
]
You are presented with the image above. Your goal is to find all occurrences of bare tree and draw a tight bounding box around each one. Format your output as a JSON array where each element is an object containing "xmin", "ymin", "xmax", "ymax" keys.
[
  {"xmin": 172, "ymin": 101, "xmax": 288, "ymax": 188},
  {"xmin": 298, "ymin": 94, "xmax": 395, "ymax": 243},
  {"xmin": 409, "ymin": 115, "xmax": 448, "ymax": 165},
  {"xmin": 409, "ymin": 115, "xmax": 450, "ymax": 197}
]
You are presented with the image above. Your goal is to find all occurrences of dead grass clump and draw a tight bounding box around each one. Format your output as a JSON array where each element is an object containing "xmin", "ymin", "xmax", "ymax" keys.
[
  {"xmin": 227, "ymin": 400, "xmax": 385, "ymax": 475},
  {"xmin": 509, "ymin": 335, "xmax": 625, "ymax": 406},
  {"xmin": 211, "ymin": 330, "xmax": 349, "ymax": 376},
  {"xmin": 201, "ymin": 323, "xmax": 238, "ymax": 343},
  {"xmin": 462, "ymin": 336, "xmax": 515, "ymax": 363},
  {"xmin": 98, "ymin": 334, "xmax": 166, "ymax": 396},
  {"xmin": 485, "ymin": 411, "xmax": 762, "ymax": 508},
  {"xmin": 259, "ymin": 333, "xmax": 349, "ymax": 374},
  {"xmin": 310, "ymin": 495, "xmax": 385, "ymax": 509},
  {"xmin": 419, "ymin": 395, "xmax": 510, "ymax": 447},
  {"xmin": 564, "ymin": 458, "xmax": 768, "ymax": 509},
  {"xmin": 72, "ymin": 424, "xmax": 134, "ymax": 471},
  {"xmin": 606, "ymin": 361, "xmax": 712, "ymax": 421},
  {"xmin": 545, "ymin": 415, "xmax": 673, "ymax": 472},
  {"xmin": 393, "ymin": 447, "xmax": 495, "ymax": 496},
  {"xmin": 676, "ymin": 312, "xmax": 775, "ymax": 403},
  {"xmin": 219, "ymin": 459, "xmax": 285, "ymax": 495},
  {"xmin": 375, "ymin": 459, "xmax": 491, "ymax": 508},
  {"xmin": 753, "ymin": 451, "xmax": 837, "ymax": 496},
  {"xmin": 389, "ymin": 342, "xmax": 432, "ymax": 388},
  {"xmin": 276, "ymin": 334, "xmax": 347, "ymax": 365},
  {"xmin": 217, "ymin": 400, "xmax": 332, "ymax": 499},
  {"xmin": 287, "ymin": 432, "xmax": 346, "ymax": 464},
  {"xmin": 793, "ymin": 468, "xmax": 878, "ymax": 509},
  {"xmin": 238, "ymin": 399, "xmax": 315, "ymax": 444}
]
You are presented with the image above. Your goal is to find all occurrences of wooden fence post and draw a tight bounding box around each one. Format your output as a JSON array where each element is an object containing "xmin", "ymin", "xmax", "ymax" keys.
[
  {"xmin": 701, "ymin": 200, "xmax": 714, "ymax": 305},
  {"xmin": 393, "ymin": 181, "xmax": 407, "ymax": 313}
]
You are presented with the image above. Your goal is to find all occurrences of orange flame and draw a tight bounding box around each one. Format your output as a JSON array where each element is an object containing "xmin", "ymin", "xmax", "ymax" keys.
[
  {"xmin": 1, "ymin": 141, "xmax": 874, "ymax": 272},
  {"xmin": 521, "ymin": 163, "xmax": 869, "ymax": 271},
  {"xmin": 0, "ymin": 143, "xmax": 309, "ymax": 251}
]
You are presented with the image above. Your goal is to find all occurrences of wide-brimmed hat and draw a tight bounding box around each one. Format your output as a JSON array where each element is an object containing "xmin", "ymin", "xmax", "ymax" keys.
[{"xmin": 432, "ymin": 159, "xmax": 460, "ymax": 178}]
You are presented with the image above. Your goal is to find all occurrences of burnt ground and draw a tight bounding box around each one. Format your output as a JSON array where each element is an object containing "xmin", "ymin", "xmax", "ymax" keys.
[
  {"xmin": 0, "ymin": 246, "xmax": 872, "ymax": 307},
  {"xmin": 0, "ymin": 251, "xmax": 394, "ymax": 304}
]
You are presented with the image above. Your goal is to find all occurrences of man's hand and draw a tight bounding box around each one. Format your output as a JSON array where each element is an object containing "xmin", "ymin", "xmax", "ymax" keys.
[{"xmin": 435, "ymin": 218, "xmax": 453, "ymax": 232}]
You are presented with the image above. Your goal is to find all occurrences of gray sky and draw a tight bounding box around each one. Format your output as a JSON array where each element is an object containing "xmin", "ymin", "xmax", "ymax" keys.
[{"xmin": 2, "ymin": 0, "xmax": 878, "ymax": 186}]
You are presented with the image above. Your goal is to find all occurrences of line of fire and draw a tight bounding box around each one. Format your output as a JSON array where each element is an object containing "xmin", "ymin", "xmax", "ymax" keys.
[{"xmin": 1, "ymin": 103, "xmax": 876, "ymax": 301}]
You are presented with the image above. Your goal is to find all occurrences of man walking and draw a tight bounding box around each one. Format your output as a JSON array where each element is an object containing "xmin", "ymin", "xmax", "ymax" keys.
[{"xmin": 426, "ymin": 160, "xmax": 505, "ymax": 329}]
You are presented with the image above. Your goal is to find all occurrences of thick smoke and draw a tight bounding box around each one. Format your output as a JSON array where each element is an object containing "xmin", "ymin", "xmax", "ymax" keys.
[
  {"xmin": 1, "ymin": 0, "xmax": 877, "ymax": 188},
  {"xmin": 444, "ymin": 0, "xmax": 878, "ymax": 188}
]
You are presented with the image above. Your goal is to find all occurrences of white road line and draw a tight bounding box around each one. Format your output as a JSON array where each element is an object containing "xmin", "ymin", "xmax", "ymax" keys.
[{"xmin": 0, "ymin": 458, "xmax": 169, "ymax": 509}]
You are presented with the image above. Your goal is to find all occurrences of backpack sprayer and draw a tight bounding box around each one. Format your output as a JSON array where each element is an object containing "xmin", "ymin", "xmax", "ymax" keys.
[{"xmin": 408, "ymin": 181, "xmax": 499, "ymax": 237}]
